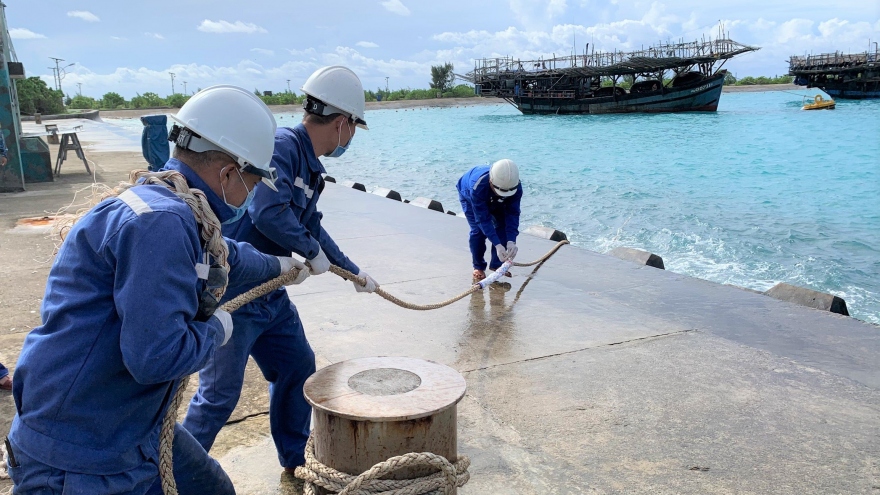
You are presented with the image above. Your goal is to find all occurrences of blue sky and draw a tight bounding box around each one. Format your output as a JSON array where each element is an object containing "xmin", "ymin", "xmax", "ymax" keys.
[{"xmin": 7, "ymin": 0, "xmax": 879, "ymax": 98}]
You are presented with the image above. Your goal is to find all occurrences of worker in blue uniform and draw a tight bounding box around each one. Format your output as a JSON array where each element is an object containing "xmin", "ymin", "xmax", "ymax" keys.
[
  {"xmin": 182, "ymin": 66, "xmax": 378, "ymax": 474},
  {"xmin": 457, "ymin": 159, "xmax": 523, "ymax": 282},
  {"xmin": 6, "ymin": 85, "xmax": 310, "ymax": 495}
]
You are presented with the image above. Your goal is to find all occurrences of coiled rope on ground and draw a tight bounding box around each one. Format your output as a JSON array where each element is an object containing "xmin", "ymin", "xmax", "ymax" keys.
[{"xmin": 294, "ymin": 436, "xmax": 471, "ymax": 495}]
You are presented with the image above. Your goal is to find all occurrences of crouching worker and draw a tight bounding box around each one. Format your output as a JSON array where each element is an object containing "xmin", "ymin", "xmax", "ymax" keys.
[
  {"xmin": 456, "ymin": 159, "xmax": 523, "ymax": 283},
  {"xmin": 6, "ymin": 85, "xmax": 310, "ymax": 495}
]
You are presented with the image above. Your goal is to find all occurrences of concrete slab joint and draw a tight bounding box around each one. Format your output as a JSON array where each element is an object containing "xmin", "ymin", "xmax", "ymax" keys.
[
  {"xmin": 372, "ymin": 187, "xmax": 402, "ymax": 201},
  {"xmin": 523, "ymin": 225, "xmax": 568, "ymax": 242},
  {"xmin": 609, "ymin": 246, "xmax": 666, "ymax": 269},
  {"xmin": 323, "ymin": 175, "xmax": 336, "ymax": 183},
  {"xmin": 342, "ymin": 180, "xmax": 366, "ymax": 192},
  {"xmin": 410, "ymin": 197, "xmax": 444, "ymax": 213},
  {"xmin": 764, "ymin": 282, "xmax": 849, "ymax": 316}
]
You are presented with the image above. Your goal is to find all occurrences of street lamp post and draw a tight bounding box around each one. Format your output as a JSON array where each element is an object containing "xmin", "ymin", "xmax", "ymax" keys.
[
  {"xmin": 59, "ymin": 63, "xmax": 74, "ymax": 96},
  {"xmin": 49, "ymin": 57, "xmax": 64, "ymax": 90},
  {"xmin": 287, "ymin": 79, "xmax": 291, "ymax": 93},
  {"xmin": 183, "ymin": 81, "xmax": 187, "ymax": 94},
  {"xmin": 77, "ymin": 83, "xmax": 82, "ymax": 96},
  {"xmin": 385, "ymin": 76, "xmax": 389, "ymax": 94},
  {"xmin": 169, "ymin": 72, "xmax": 176, "ymax": 95}
]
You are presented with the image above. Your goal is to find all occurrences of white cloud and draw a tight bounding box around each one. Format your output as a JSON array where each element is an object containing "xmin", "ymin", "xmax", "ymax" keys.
[
  {"xmin": 509, "ymin": 0, "xmax": 568, "ymax": 29},
  {"xmin": 111, "ymin": 36, "xmax": 127, "ymax": 41},
  {"xmin": 287, "ymin": 48, "xmax": 318, "ymax": 57},
  {"xmin": 9, "ymin": 28, "xmax": 46, "ymax": 39},
  {"xmin": 381, "ymin": 0, "xmax": 411, "ymax": 16},
  {"xmin": 57, "ymin": 60, "xmax": 316, "ymax": 99},
  {"xmin": 67, "ymin": 11, "xmax": 100, "ymax": 22},
  {"xmin": 145, "ymin": 32, "xmax": 165, "ymax": 40},
  {"xmin": 251, "ymin": 48, "xmax": 275, "ymax": 56},
  {"xmin": 356, "ymin": 41, "xmax": 380, "ymax": 48},
  {"xmin": 197, "ymin": 20, "xmax": 268, "ymax": 34}
]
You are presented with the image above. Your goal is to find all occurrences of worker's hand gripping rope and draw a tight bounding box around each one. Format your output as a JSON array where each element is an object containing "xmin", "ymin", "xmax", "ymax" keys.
[
  {"xmin": 278, "ymin": 256, "xmax": 310, "ymax": 285},
  {"xmin": 476, "ymin": 260, "xmax": 513, "ymax": 290}
]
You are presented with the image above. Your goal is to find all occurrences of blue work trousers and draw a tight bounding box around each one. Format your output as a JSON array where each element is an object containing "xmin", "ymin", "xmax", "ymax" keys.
[
  {"xmin": 459, "ymin": 195, "xmax": 509, "ymax": 271},
  {"xmin": 182, "ymin": 290, "xmax": 315, "ymax": 468},
  {"xmin": 8, "ymin": 425, "xmax": 232, "ymax": 495}
]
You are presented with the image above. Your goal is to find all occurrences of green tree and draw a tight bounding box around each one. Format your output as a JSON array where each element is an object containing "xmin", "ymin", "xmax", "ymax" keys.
[
  {"xmin": 15, "ymin": 77, "xmax": 65, "ymax": 115},
  {"xmin": 101, "ymin": 92, "xmax": 125, "ymax": 109},
  {"xmin": 723, "ymin": 72, "xmax": 737, "ymax": 85},
  {"xmin": 430, "ymin": 62, "xmax": 455, "ymax": 95},
  {"xmin": 165, "ymin": 93, "xmax": 190, "ymax": 108},
  {"xmin": 130, "ymin": 92, "xmax": 165, "ymax": 109},
  {"xmin": 69, "ymin": 95, "xmax": 97, "ymax": 109}
]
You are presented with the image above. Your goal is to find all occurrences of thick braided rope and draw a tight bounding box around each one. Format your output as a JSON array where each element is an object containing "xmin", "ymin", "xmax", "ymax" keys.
[
  {"xmin": 160, "ymin": 240, "xmax": 569, "ymax": 493},
  {"xmin": 294, "ymin": 436, "xmax": 470, "ymax": 495},
  {"xmin": 110, "ymin": 171, "xmax": 229, "ymax": 495},
  {"xmin": 512, "ymin": 240, "xmax": 569, "ymax": 267},
  {"xmin": 330, "ymin": 265, "xmax": 480, "ymax": 311}
]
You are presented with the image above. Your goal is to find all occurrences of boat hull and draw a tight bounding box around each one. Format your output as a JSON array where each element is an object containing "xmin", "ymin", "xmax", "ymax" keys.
[
  {"xmin": 513, "ymin": 73, "xmax": 725, "ymax": 115},
  {"xmin": 813, "ymin": 82, "xmax": 880, "ymax": 100}
]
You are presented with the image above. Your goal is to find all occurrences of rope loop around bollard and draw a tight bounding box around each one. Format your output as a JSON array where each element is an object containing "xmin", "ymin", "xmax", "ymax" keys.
[
  {"xmin": 294, "ymin": 436, "xmax": 471, "ymax": 495},
  {"xmin": 160, "ymin": 239, "xmax": 568, "ymax": 494}
]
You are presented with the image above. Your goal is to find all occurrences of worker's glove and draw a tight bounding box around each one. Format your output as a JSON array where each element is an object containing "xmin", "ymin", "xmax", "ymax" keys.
[
  {"xmin": 307, "ymin": 247, "xmax": 331, "ymax": 275},
  {"xmin": 211, "ymin": 309, "xmax": 233, "ymax": 346},
  {"xmin": 495, "ymin": 244, "xmax": 508, "ymax": 262},
  {"xmin": 354, "ymin": 270, "xmax": 379, "ymax": 293},
  {"xmin": 505, "ymin": 241, "xmax": 518, "ymax": 261},
  {"xmin": 277, "ymin": 256, "xmax": 309, "ymax": 285}
]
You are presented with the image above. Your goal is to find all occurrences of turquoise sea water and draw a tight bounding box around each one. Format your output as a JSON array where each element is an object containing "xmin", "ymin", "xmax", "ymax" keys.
[{"xmin": 107, "ymin": 92, "xmax": 880, "ymax": 323}]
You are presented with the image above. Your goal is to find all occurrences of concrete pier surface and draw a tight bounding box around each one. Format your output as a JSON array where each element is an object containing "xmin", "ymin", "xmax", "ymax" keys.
[{"xmin": 0, "ymin": 148, "xmax": 878, "ymax": 494}]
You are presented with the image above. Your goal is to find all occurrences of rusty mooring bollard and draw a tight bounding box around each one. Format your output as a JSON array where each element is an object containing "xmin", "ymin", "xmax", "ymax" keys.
[{"xmin": 303, "ymin": 356, "xmax": 467, "ymax": 494}]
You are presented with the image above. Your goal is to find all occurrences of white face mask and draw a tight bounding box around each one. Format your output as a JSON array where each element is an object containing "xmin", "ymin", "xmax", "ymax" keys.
[
  {"xmin": 325, "ymin": 120, "xmax": 354, "ymax": 158},
  {"xmin": 220, "ymin": 167, "xmax": 255, "ymax": 225}
]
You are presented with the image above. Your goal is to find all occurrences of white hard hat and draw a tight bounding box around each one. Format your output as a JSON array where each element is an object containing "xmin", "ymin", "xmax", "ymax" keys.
[
  {"xmin": 170, "ymin": 85, "xmax": 279, "ymax": 191},
  {"xmin": 489, "ymin": 159, "xmax": 520, "ymax": 197},
  {"xmin": 301, "ymin": 66, "xmax": 368, "ymax": 129}
]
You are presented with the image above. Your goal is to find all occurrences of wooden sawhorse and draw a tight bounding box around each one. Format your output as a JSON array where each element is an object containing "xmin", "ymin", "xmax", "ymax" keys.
[{"xmin": 53, "ymin": 131, "xmax": 91, "ymax": 176}]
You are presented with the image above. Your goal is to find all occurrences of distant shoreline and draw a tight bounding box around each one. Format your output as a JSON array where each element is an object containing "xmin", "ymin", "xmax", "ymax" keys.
[
  {"xmin": 722, "ymin": 83, "xmax": 800, "ymax": 93},
  {"xmin": 96, "ymin": 86, "xmax": 804, "ymax": 120},
  {"xmin": 99, "ymin": 96, "xmax": 502, "ymax": 119}
]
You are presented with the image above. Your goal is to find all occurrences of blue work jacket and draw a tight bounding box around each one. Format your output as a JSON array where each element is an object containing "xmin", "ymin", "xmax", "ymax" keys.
[
  {"xmin": 223, "ymin": 124, "xmax": 358, "ymax": 300},
  {"xmin": 457, "ymin": 165, "xmax": 523, "ymax": 246},
  {"xmin": 10, "ymin": 158, "xmax": 281, "ymax": 475}
]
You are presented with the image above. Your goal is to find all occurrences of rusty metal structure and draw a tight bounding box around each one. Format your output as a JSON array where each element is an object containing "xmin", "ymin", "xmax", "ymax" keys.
[
  {"xmin": 461, "ymin": 36, "xmax": 758, "ymax": 114},
  {"xmin": 789, "ymin": 46, "xmax": 880, "ymax": 99},
  {"xmin": 0, "ymin": 1, "xmax": 53, "ymax": 192}
]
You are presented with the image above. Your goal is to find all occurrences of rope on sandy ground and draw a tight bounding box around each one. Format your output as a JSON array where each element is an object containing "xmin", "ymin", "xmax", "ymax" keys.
[
  {"xmin": 160, "ymin": 239, "xmax": 569, "ymax": 493},
  {"xmin": 294, "ymin": 436, "xmax": 470, "ymax": 495}
]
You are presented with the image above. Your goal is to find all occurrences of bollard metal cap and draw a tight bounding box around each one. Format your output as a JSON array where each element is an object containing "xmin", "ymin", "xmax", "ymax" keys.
[{"xmin": 304, "ymin": 357, "xmax": 467, "ymax": 422}]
